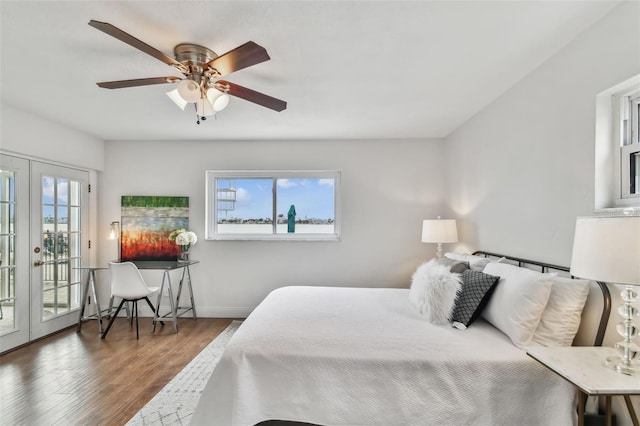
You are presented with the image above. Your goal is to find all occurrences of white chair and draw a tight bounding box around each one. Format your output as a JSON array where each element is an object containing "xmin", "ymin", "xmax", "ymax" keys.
[{"xmin": 101, "ymin": 262, "xmax": 160, "ymax": 339}]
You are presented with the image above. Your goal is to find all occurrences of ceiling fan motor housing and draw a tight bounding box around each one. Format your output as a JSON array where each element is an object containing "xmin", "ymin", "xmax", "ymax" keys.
[{"xmin": 174, "ymin": 43, "xmax": 220, "ymax": 83}]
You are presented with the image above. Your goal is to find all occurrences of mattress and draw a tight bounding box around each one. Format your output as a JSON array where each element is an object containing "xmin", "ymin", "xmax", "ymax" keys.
[{"xmin": 191, "ymin": 286, "xmax": 575, "ymax": 426}]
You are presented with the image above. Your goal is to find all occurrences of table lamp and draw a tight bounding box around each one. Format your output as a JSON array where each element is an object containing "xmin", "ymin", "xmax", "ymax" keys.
[
  {"xmin": 107, "ymin": 221, "xmax": 121, "ymax": 262},
  {"xmin": 421, "ymin": 217, "xmax": 458, "ymax": 259},
  {"xmin": 570, "ymin": 216, "xmax": 640, "ymax": 375}
]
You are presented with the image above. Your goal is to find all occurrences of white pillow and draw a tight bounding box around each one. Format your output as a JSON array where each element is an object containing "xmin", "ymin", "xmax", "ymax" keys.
[
  {"xmin": 481, "ymin": 262, "xmax": 555, "ymax": 348},
  {"xmin": 444, "ymin": 252, "xmax": 492, "ymax": 271},
  {"xmin": 531, "ymin": 277, "xmax": 590, "ymax": 347},
  {"xmin": 409, "ymin": 259, "xmax": 462, "ymax": 324}
]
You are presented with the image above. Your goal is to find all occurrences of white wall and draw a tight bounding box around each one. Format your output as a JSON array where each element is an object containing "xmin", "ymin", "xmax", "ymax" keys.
[
  {"xmin": 97, "ymin": 138, "xmax": 446, "ymax": 316},
  {"xmin": 445, "ymin": 1, "xmax": 639, "ymax": 264},
  {"xmin": 1, "ymin": 104, "xmax": 105, "ymax": 172},
  {"xmin": 0, "ymin": 103, "xmax": 105, "ymax": 268},
  {"xmin": 444, "ymin": 2, "xmax": 640, "ymax": 423}
]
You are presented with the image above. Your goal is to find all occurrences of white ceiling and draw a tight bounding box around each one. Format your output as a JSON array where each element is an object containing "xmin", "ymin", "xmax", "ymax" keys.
[{"xmin": 0, "ymin": 1, "xmax": 620, "ymax": 141}]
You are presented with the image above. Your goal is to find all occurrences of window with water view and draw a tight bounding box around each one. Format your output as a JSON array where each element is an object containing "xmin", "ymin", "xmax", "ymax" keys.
[{"xmin": 206, "ymin": 171, "xmax": 340, "ymax": 240}]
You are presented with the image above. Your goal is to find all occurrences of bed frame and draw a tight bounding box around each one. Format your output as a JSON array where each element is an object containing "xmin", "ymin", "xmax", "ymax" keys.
[{"xmin": 473, "ymin": 251, "xmax": 612, "ymax": 346}]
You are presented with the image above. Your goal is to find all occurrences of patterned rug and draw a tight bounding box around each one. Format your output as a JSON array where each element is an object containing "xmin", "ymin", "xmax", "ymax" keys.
[{"xmin": 126, "ymin": 320, "xmax": 242, "ymax": 426}]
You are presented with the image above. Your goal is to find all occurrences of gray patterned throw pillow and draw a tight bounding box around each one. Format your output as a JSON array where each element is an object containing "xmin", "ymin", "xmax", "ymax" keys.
[{"xmin": 451, "ymin": 269, "xmax": 500, "ymax": 329}]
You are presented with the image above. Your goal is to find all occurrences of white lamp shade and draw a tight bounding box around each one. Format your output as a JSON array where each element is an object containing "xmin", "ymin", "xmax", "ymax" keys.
[
  {"xmin": 166, "ymin": 88, "xmax": 188, "ymax": 110},
  {"xmin": 570, "ymin": 216, "xmax": 640, "ymax": 285},
  {"xmin": 177, "ymin": 79, "xmax": 201, "ymax": 103},
  {"xmin": 207, "ymin": 88, "xmax": 230, "ymax": 111},
  {"xmin": 421, "ymin": 219, "xmax": 458, "ymax": 243},
  {"xmin": 196, "ymin": 98, "xmax": 216, "ymax": 117}
]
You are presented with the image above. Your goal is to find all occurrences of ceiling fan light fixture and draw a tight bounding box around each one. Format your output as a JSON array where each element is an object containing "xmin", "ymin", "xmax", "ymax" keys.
[
  {"xmin": 166, "ymin": 88, "xmax": 188, "ymax": 110},
  {"xmin": 196, "ymin": 97, "xmax": 216, "ymax": 117},
  {"xmin": 177, "ymin": 79, "xmax": 201, "ymax": 103},
  {"xmin": 206, "ymin": 87, "xmax": 230, "ymax": 112}
]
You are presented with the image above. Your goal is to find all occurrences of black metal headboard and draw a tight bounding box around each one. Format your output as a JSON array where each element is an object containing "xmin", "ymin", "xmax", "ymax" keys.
[{"xmin": 472, "ymin": 251, "xmax": 612, "ymax": 347}]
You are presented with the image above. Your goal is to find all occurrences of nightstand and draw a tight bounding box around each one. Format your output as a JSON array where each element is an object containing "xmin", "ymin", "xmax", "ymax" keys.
[{"xmin": 527, "ymin": 346, "xmax": 639, "ymax": 426}]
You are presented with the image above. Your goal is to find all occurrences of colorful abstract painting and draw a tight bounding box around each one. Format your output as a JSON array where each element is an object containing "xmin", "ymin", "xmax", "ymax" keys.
[{"xmin": 120, "ymin": 196, "xmax": 189, "ymax": 261}]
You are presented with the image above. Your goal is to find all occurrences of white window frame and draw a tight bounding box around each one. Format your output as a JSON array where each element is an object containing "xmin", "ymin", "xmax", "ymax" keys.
[
  {"xmin": 617, "ymin": 89, "xmax": 640, "ymax": 200},
  {"xmin": 594, "ymin": 74, "xmax": 640, "ymax": 211},
  {"xmin": 619, "ymin": 90, "xmax": 640, "ymax": 200},
  {"xmin": 205, "ymin": 170, "xmax": 341, "ymax": 241}
]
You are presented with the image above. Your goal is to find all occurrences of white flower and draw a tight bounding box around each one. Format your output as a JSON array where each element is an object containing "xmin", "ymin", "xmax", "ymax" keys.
[
  {"xmin": 172, "ymin": 230, "xmax": 197, "ymax": 246},
  {"xmin": 186, "ymin": 231, "xmax": 197, "ymax": 244}
]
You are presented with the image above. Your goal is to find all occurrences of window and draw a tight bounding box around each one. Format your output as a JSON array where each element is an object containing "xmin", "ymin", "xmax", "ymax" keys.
[
  {"xmin": 205, "ymin": 171, "xmax": 340, "ymax": 240},
  {"xmin": 618, "ymin": 89, "xmax": 640, "ymax": 199},
  {"xmin": 594, "ymin": 74, "xmax": 640, "ymax": 210}
]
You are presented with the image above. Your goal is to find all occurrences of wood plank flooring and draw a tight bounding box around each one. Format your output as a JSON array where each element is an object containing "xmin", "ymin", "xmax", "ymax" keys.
[{"xmin": 0, "ymin": 317, "xmax": 233, "ymax": 425}]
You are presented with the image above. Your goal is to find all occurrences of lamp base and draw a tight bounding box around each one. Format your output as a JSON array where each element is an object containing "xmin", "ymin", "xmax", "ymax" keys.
[
  {"xmin": 435, "ymin": 243, "xmax": 443, "ymax": 259},
  {"xmin": 606, "ymin": 355, "xmax": 638, "ymax": 376},
  {"xmin": 606, "ymin": 285, "xmax": 639, "ymax": 376}
]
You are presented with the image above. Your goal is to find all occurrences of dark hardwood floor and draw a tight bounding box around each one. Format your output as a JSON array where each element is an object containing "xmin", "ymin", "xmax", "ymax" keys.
[{"xmin": 0, "ymin": 317, "xmax": 234, "ymax": 425}]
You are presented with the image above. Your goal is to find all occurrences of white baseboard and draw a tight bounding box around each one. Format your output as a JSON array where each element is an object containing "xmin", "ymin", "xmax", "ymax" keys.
[
  {"xmin": 194, "ymin": 306, "xmax": 253, "ymax": 318},
  {"xmin": 131, "ymin": 305, "xmax": 252, "ymax": 319}
]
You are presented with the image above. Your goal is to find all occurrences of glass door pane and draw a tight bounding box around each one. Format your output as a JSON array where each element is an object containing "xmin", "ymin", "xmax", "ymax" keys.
[
  {"xmin": 41, "ymin": 177, "xmax": 80, "ymax": 319},
  {"xmin": 0, "ymin": 170, "xmax": 16, "ymax": 331}
]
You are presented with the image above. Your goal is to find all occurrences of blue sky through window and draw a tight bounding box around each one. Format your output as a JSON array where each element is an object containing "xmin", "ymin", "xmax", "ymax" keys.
[
  {"xmin": 42, "ymin": 177, "xmax": 70, "ymax": 222},
  {"xmin": 277, "ymin": 178, "xmax": 334, "ymax": 221},
  {"xmin": 218, "ymin": 178, "xmax": 335, "ymax": 221}
]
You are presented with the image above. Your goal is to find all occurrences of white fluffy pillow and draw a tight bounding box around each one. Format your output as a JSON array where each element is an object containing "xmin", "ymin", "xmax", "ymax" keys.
[
  {"xmin": 481, "ymin": 262, "xmax": 554, "ymax": 348},
  {"xmin": 444, "ymin": 252, "xmax": 492, "ymax": 271},
  {"xmin": 409, "ymin": 259, "xmax": 462, "ymax": 324},
  {"xmin": 531, "ymin": 277, "xmax": 590, "ymax": 347}
]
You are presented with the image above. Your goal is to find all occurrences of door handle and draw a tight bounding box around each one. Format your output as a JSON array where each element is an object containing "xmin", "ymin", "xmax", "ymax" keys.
[{"xmin": 33, "ymin": 259, "xmax": 44, "ymax": 267}]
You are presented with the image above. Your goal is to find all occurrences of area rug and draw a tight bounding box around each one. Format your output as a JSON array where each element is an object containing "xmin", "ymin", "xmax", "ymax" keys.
[{"xmin": 126, "ymin": 320, "xmax": 242, "ymax": 426}]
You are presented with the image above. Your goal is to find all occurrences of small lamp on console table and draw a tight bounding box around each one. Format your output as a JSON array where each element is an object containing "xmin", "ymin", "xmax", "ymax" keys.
[
  {"xmin": 107, "ymin": 221, "xmax": 121, "ymax": 262},
  {"xmin": 570, "ymin": 215, "xmax": 640, "ymax": 376},
  {"xmin": 421, "ymin": 217, "xmax": 458, "ymax": 259}
]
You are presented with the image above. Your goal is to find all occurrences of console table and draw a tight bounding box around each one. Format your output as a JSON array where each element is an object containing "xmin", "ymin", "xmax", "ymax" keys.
[{"xmin": 75, "ymin": 260, "xmax": 198, "ymax": 335}]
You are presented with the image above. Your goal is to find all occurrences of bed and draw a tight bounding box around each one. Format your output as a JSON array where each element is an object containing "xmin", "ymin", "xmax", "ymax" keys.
[{"xmin": 190, "ymin": 252, "xmax": 611, "ymax": 426}]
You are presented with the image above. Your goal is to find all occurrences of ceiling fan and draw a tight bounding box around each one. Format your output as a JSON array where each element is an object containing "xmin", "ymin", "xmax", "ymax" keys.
[{"xmin": 89, "ymin": 20, "xmax": 287, "ymax": 124}]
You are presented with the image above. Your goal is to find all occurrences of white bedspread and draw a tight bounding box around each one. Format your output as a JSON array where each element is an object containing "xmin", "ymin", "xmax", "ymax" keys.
[{"xmin": 191, "ymin": 286, "xmax": 575, "ymax": 426}]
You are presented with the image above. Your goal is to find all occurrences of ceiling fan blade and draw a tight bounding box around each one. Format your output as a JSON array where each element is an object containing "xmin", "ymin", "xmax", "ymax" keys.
[
  {"xmin": 217, "ymin": 80, "xmax": 287, "ymax": 112},
  {"xmin": 206, "ymin": 42, "xmax": 270, "ymax": 77},
  {"xmin": 89, "ymin": 20, "xmax": 187, "ymax": 73},
  {"xmin": 97, "ymin": 77, "xmax": 182, "ymax": 89}
]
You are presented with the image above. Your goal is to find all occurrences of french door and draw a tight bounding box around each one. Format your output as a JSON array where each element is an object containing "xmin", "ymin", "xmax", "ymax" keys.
[
  {"xmin": 0, "ymin": 155, "xmax": 89, "ymax": 352},
  {"xmin": 30, "ymin": 161, "xmax": 89, "ymax": 340},
  {"xmin": 0, "ymin": 155, "xmax": 30, "ymax": 351}
]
